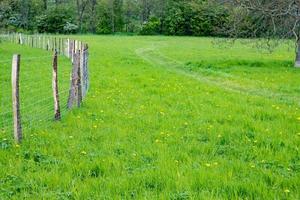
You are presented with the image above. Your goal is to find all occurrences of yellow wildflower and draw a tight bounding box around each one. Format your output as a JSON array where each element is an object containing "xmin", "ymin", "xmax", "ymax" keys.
[{"xmin": 284, "ymin": 189, "xmax": 290, "ymax": 193}]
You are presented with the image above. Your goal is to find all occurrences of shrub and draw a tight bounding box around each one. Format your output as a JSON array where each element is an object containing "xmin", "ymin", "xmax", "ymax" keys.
[
  {"xmin": 36, "ymin": 8, "xmax": 75, "ymax": 34},
  {"xmin": 188, "ymin": 2, "xmax": 229, "ymax": 37},
  {"xmin": 63, "ymin": 22, "xmax": 78, "ymax": 34},
  {"xmin": 140, "ymin": 17, "xmax": 161, "ymax": 35}
]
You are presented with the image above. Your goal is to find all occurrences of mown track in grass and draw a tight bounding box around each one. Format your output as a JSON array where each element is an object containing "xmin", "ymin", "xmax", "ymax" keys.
[{"xmin": 135, "ymin": 45, "xmax": 300, "ymax": 106}]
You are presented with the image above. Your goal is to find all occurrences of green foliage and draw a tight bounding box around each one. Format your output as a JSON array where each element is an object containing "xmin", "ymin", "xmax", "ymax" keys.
[
  {"xmin": 163, "ymin": 1, "xmax": 229, "ymax": 36},
  {"xmin": 96, "ymin": 1, "xmax": 113, "ymax": 34},
  {"xmin": 63, "ymin": 22, "xmax": 78, "ymax": 34},
  {"xmin": 140, "ymin": 16, "xmax": 161, "ymax": 35},
  {"xmin": 36, "ymin": 8, "xmax": 75, "ymax": 33},
  {"xmin": 163, "ymin": 2, "xmax": 186, "ymax": 35},
  {"xmin": 188, "ymin": 2, "xmax": 229, "ymax": 36},
  {"xmin": 0, "ymin": 0, "xmax": 234, "ymax": 37}
]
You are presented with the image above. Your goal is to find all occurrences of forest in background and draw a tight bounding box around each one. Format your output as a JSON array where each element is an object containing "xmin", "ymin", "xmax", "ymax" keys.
[{"xmin": 0, "ymin": 0, "xmax": 241, "ymax": 36}]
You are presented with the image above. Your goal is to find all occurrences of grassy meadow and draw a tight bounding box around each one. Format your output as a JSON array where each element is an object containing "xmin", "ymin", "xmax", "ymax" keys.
[{"xmin": 0, "ymin": 36, "xmax": 299, "ymax": 199}]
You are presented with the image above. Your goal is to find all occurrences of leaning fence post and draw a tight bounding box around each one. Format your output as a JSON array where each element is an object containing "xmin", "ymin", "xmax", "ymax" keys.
[
  {"xmin": 12, "ymin": 54, "xmax": 22, "ymax": 143},
  {"xmin": 52, "ymin": 50, "xmax": 61, "ymax": 120}
]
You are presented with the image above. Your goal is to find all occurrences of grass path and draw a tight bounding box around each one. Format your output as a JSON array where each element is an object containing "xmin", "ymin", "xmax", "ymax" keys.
[
  {"xmin": 135, "ymin": 44, "xmax": 300, "ymax": 105},
  {"xmin": 0, "ymin": 36, "xmax": 299, "ymax": 199}
]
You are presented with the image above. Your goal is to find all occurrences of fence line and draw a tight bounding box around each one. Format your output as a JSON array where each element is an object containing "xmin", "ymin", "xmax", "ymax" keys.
[{"xmin": 0, "ymin": 33, "xmax": 90, "ymax": 143}]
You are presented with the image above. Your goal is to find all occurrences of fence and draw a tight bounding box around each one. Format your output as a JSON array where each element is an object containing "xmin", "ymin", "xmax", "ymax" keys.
[{"xmin": 0, "ymin": 33, "xmax": 90, "ymax": 143}]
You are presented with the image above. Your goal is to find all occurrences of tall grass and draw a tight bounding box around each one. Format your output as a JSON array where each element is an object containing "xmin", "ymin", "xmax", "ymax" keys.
[{"xmin": 0, "ymin": 36, "xmax": 299, "ymax": 199}]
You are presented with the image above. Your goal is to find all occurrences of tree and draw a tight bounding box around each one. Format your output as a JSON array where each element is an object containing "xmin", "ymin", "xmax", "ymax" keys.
[
  {"xmin": 76, "ymin": 0, "xmax": 90, "ymax": 32},
  {"xmin": 110, "ymin": 0, "xmax": 123, "ymax": 32},
  {"xmin": 140, "ymin": 16, "xmax": 161, "ymax": 35},
  {"xmin": 222, "ymin": 0, "xmax": 300, "ymax": 67},
  {"xmin": 96, "ymin": 0, "xmax": 113, "ymax": 34},
  {"xmin": 123, "ymin": 0, "xmax": 139, "ymax": 33},
  {"xmin": 36, "ymin": 8, "xmax": 74, "ymax": 33},
  {"xmin": 88, "ymin": 0, "xmax": 98, "ymax": 33}
]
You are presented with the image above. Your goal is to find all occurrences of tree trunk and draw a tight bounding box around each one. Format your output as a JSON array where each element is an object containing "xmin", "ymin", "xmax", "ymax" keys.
[
  {"xmin": 110, "ymin": 0, "xmax": 115, "ymax": 33},
  {"xmin": 43, "ymin": 0, "xmax": 47, "ymax": 10},
  {"xmin": 89, "ymin": 0, "xmax": 97, "ymax": 33},
  {"xmin": 295, "ymin": 41, "xmax": 300, "ymax": 68}
]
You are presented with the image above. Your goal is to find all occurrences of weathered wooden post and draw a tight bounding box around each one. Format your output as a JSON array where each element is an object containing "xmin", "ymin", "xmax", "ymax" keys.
[
  {"xmin": 80, "ymin": 45, "xmax": 84, "ymax": 96},
  {"xmin": 58, "ymin": 38, "xmax": 61, "ymax": 54},
  {"xmin": 84, "ymin": 44, "xmax": 89, "ymax": 94},
  {"xmin": 38, "ymin": 35, "xmax": 40, "ymax": 48},
  {"xmin": 71, "ymin": 40, "xmax": 74, "ymax": 61},
  {"xmin": 67, "ymin": 50, "xmax": 82, "ymax": 109},
  {"xmin": 47, "ymin": 39, "xmax": 50, "ymax": 51},
  {"xmin": 31, "ymin": 36, "xmax": 34, "ymax": 47},
  {"xmin": 18, "ymin": 33, "xmax": 23, "ymax": 45},
  {"xmin": 72, "ymin": 40, "xmax": 76, "ymax": 62},
  {"xmin": 12, "ymin": 54, "xmax": 22, "ymax": 143},
  {"xmin": 52, "ymin": 50, "xmax": 61, "ymax": 120},
  {"xmin": 77, "ymin": 50, "xmax": 82, "ymax": 107}
]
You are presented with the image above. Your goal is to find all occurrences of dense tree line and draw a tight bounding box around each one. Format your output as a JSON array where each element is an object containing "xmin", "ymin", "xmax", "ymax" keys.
[
  {"xmin": 0, "ymin": 0, "xmax": 230, "ymax": 36},
  {"xmin": 0, "ymin": 0, "xmax": 298, "ymax": 43}
]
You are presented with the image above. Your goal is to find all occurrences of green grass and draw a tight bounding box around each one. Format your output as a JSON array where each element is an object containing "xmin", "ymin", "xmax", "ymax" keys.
[{"xmin": 0, "ymin": 36, "xmax": 299, "ymax": 199}]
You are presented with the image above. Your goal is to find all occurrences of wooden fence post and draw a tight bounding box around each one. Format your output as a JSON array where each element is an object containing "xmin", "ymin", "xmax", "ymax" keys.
[
  {"xmin": 19, "ymin": 33, "xmax": 23, "ymax": 45},
  {"xmin": 80, "ymin": 45, "xmax": 84, "ymax": 96},
  {"xmin": 77, "ymin": 50, "xmax": 82, "ymax": 107},
  {"xmin": 47, "ymin": 36, "xmax": 49, "ymax": 50},
  {"xmin": 31, "ymin": 36, "xmax": 34, "ymax": 47},
  {"xmin": 52, "ymin": 50, "xmax": 61, "ymax": 120},
  {"xmin": 12, "ymin": 54, "xmax": 22, "ymax": 143},
  {"xmin": 71, "ymin": 40, "xmax": 75, "ymax": 61},
  {"xmin": 58, "ymin": 38, "xmax": 61, "ymax": 54},
  {"xmin": 67, "ymin": 50, "xmax": 82, "ymax": 109},
  {"xmin": 84, "ymin": 44, "xmax": 89, "ymax": 94}
]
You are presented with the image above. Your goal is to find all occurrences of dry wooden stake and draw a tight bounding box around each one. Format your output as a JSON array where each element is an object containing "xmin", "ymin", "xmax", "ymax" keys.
[
  {"xmin": 77, "ymin": 50, "xmax": 82, "ymax": 107},
  {"xmin": 67, "ymin": 51, "xmax": 81, "ymax": 109},
  {"xmin": 52, "ymin": 50, "xmax": 61, "ymax": 120},
  {"xmin": 11, "ymin": 54, "xmax": 22, "ymax": 143}
]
